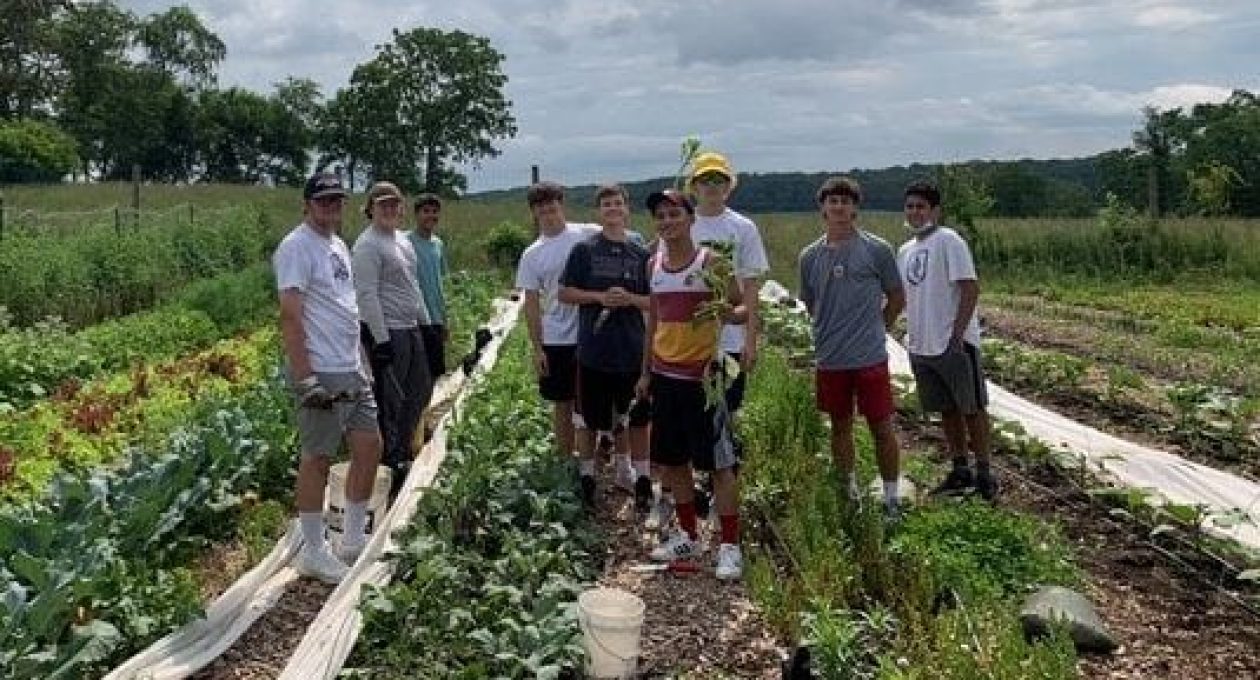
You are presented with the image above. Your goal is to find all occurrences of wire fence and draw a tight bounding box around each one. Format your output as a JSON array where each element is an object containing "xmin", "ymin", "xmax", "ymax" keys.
[{"xmin": 0, "ymin": 202, "xmax": 253, "ymax": 240}]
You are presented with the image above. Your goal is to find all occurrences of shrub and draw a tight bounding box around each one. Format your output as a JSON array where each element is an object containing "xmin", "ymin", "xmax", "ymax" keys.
[{"xmin": 482, "ymin": 220, "xmax": 532, "ymax": 268}]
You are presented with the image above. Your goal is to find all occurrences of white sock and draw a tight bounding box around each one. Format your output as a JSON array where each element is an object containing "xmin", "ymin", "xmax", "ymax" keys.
[
  {"xmin": 299, "ymin": 512, "xmax": 326, "ymax": 551},
  {"xmin": 344, "ymin": 501, "xmax": 368, "ymax": 544},
  {"xmin": 633, "ymin": 459, "xmax": 651, "ymax": 479},
  {"xmin": 883, "ymin": 480, "xmax": 900, "ymax": 505},
  {"xmin": 579, "ymin": 459, "xmax": 596, "ymax": 476}
]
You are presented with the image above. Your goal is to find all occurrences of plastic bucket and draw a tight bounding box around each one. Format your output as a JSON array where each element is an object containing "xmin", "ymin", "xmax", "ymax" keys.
[
  {"xmin": 578, "ymin": 587, "xmax": 646, "ymax": 679},
  {"xmin": 325, "ymin": 463, "xmax": 392, "ymax": 537}
]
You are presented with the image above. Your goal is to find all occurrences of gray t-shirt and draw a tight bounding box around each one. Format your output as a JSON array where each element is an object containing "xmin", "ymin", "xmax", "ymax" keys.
[
  {"xmin": 798, "ymin": 230, "xmax": 902, "ymax": 370},
  {"xmin": 352, "ymin": 226, "xmax": 431, "ymax": 343}
]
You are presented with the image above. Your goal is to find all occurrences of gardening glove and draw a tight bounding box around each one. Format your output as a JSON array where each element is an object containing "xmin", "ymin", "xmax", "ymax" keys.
[
  {"xmin": 296, "ymin": 375, "xmax": 334, "ymax": 409},
  {"xmin": 371, "ymin": 340, "xmax": 395, "ymax": 368}
]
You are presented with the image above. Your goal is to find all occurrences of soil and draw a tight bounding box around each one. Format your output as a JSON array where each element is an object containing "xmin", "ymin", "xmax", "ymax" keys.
[
  {"xmin": 900, "ymin": 425, "xmax": 1260, "ymax": 680},
  {"xmin": 590, "ymin": 465, "xmax": 785, "ymax": 679}
]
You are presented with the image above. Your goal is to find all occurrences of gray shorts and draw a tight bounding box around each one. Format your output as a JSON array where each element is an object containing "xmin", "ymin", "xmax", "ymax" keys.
[
  {"xmin": 292, "ymin": 371, "xmax": 378, "ymax": 457},
  {"xmin": 909, "ymin": 342, "xmax": 989, "ymax": 415}
]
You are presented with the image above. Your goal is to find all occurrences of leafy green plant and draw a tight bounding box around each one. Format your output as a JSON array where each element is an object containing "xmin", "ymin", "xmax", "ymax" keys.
[{"xmin": 482, "ymin": 220, "xmax": 532, "ymax": 268}]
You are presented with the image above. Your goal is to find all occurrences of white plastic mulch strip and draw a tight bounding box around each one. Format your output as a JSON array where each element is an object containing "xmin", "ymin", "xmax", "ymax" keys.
[
  {"xmin": 105, "ymin": 296, "xmax": 522, "ymax": 680},
  {"xmin": 277, "ymin": 296, "xmax": 522, "ymax": 680},
  {"xmin": 761, "ymin": 281, "xmax": 1260, "ymax": 552}
]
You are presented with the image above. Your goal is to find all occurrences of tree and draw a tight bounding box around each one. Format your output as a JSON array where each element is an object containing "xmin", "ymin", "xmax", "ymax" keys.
[
  {"xmin": 988, "ymin": 164, "xmax": 1049, "ymax": 217},
  {"xmin": 52, "ymin": 0, "xmax": 135, "ymax": 176},
  {"xmin": 936, "ymin": 164, "xmax": 993, "ymax": 237},
  {"xmin": 0, "ymin": 117, "xmax": 77, "ymax": 182},
  {"xmin": 1132, "ymin": 106, "xmax": 1186, "ymax": 217},
  {"xmin": 0, "ymin": 0, "xmax": 72, "ymax": 118},
  {"xmin": 326, "ymin": 27, "xmax": 516, "ymax": 194},
  {"xmin": 197, "ymin": 86, "xmax": 310, "ymax": 185},
  {"xmin": 137, "ymin": 5, "xmax": 225, "ymax": 88}
]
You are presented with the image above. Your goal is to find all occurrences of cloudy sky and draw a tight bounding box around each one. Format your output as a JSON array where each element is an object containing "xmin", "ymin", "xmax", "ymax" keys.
[{"xmin": 122, "ymin": 0, "xmax": 1260, "ymax": 191}]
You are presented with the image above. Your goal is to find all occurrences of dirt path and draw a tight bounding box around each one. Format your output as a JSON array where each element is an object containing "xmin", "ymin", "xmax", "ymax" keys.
[{"xmin": 590, "ymin": 466, "xmax": 784, "ymax": 678}]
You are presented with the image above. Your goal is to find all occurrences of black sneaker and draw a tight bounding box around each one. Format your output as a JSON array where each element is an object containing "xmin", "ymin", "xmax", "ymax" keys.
[
  {"xmin": 580, "ymin": 474, "xmax": 597, "ymax": 509},
  {"xmin": 634, "ymin": 476, "xmax": 654, "ymax": 515},
  {"xmin": 931, "ymin": 466, "xmax": 975, "ymax": 496},
  {"xmin": 693, "ymin": 485, "xmax": 712, "ymax": 520},
  {"xmin": 975, "ymin": 468, "xmax": 999, "ymax": 502}
]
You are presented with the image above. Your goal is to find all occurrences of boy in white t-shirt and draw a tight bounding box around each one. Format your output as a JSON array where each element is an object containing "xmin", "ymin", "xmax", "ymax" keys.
[
  {"xmin": 272, "ymin": 173, "xmax": 384, "ymax": 583},
  {"xmin": 514, "ymin": 182, "xmax": 598, "ymax": 490},
  {"xmin": 898, "ymin": 180, "xmax": 996, "ymax": 501}
]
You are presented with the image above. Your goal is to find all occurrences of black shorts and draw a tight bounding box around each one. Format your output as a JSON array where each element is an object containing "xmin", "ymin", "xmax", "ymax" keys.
[
  {"xmin": 576, "ymin": 364, "xmax": 640, "ymax": 432},
  {"xmin": 649, "ymin": 373, "xmax": 737, "ymax": 472},
  {"xmin": 538, "ymin": 344, "xmax": 578, "ymax": 402},
  {"xmin": 909, "ymin": 342, "xmax": 989, "ymax": 415},
  {"xmin": 419, "ymin": 324, "xmax": 446, "ymax": 378},
  {"xmin": 724, "ymin": 352, "xmax": 747, "ymax": 413}
]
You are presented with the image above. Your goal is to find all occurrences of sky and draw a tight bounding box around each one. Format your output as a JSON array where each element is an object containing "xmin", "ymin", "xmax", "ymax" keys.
[{"xmin": 121, "ymin": 0, "xmax": 1260, "ymax": 191}]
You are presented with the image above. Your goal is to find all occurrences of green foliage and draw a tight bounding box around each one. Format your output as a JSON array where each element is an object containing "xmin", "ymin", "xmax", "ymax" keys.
[
  {"xmin": 482, "ymin": 220, "xmax": 532, "ymax": 268},
  {"xmin": 344, "ymin": 329, "xmax": 599, "ymax": 678},
  {"xmin": 0, "ymin": 118, "xmax": 78, "ymax": 182},
  {"xmin": 323, "ymin": 26, "xmax": 517, "ymax": 194},
  {"xmin": 0, "ymin": 377, "xmax": 294, "ymax": 678},
  {"xmin": 0, "ymin": 205, "xmax": 270, "ymax": 327}
]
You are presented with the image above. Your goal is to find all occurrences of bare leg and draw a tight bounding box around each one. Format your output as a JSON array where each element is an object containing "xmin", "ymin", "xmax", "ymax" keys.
[
  {"xmin": 829, "ymin": 415, "xmax": 856, "ymax": 477},
  {"xmin": 712, "ymin": 467, "xmax": 739, "ymax": 515},
  {"xmin": 940, "ymin": 410, "xmax": 968, "ymax": 462},
  {"xmin": 869, "ymin": 418, "xmax": 900, "ymax": 483},
  {"xmin": 965, "ymin": 410, "xmax": 991, "ymax": 465},
  {"xmin": 345, "ymin": 427, "xmax": 383, "ymax": 502},
  {"xmin": 553, "ymin": 400, "xmax": 575, "ymax": 456},
  {"xmin": 296, "ymin": 456, "xmax": 332, "ymax": 513}
]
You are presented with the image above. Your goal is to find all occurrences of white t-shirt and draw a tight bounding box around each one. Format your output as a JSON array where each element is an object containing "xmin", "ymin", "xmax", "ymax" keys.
[
  {"xmin": 897, "ymin": 227, "xmax": 982, "ymax": 357},
  {"xmin": 515, "ymin": 223, "xmax": 600, "ymax": 345},
  {"xmin": 691, "ymin": 208, "xmax": 769, "ymax": 353},
  {"xmin": 273, "ymin": 223, "xmax": 362, "ymax": 373}
]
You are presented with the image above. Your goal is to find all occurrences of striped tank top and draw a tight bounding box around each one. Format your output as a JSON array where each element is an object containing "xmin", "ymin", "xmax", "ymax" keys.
[{"xmin": 650, "ymin": 247, "xmax": 720, "ymax": 381}]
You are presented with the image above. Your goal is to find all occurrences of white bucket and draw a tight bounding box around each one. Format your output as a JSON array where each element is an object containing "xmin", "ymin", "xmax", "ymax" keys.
[
  {"xmin": 578, "ymin": 587, "xmax": 646, "ymax": 679},
  {"xmin": 325, "ymin": 463, "xmax": 392, "ymax": 537}
]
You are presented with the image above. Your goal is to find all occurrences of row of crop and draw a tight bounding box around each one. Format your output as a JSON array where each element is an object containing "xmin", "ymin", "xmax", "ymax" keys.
[
  {"xmin": 343, "ymin": 328, "xmax": 600, "ymax": 679},
  {"xmin": 982, "ymin": 338, "xmax": 1259, "ymax": 467},
  {"xmin": 0, "ymin": 264, "xmax": 276, "ymax": 412},
  {"xmin": 750, "ymin": 303, "xmax": 1082, "ymax": 678},
  {"xmin": 0, "ymin": 365, "xmax": 295, "ymax": 678},
  {"xmin": 0, "ymin": 204, "xmax": 276, "ymax": 327}
]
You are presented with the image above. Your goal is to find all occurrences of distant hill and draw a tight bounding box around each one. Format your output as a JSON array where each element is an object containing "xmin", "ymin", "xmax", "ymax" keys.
[{"xmin": 472, "ymin": 156, "xmax": 1105, "ymax": 216}]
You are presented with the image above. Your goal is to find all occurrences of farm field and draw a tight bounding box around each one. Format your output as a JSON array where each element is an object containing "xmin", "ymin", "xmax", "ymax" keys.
[{"xmin": 0, "ymin": 183, "xmax": 1257, "ymax": 677}]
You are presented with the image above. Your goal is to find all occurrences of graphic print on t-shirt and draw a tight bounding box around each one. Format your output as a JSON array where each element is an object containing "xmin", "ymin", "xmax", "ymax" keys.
[{"xmin": 906, "ymin": 250, "xmax": 929, "ymax": 285}]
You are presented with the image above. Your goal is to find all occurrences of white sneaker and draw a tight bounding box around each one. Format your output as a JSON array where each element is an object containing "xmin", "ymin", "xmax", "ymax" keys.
[
  {"xmin": 648, "ymin": 493, "xmax": 674, "ymax": 532},
  {"xmin": 336, "ymin": 536, "xmax": 367, "ymax": 565},
  {"xmin": 715, "ymin": 543, "xmax": 743, "ymax": 581},
  {"xmin": 293, "ymin": 544, "xmax": 349, "ymax": 584},
  {"xmin": 650, "ymin": 531, "xmax": 698, "ymax": 562},
  {"xmin": 613, "ymin": 463, "xmax": 635, "ymax": 493}
]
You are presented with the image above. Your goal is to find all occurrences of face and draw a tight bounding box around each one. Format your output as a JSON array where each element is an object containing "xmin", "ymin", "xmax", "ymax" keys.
[
  {"xmin": 653, "ymin": 204, "xmax": 693, "ymax": 242},
  {"xmin": 691, "ymin": 172, "xmax": 731, "ymax": 206},
  {"xmin": 597, "ymin": 194, "xmax": 629, "ymax": 228},
  {"xmin": 373, "ymin": 197, "xmax": 404, "ymax": 228},
  {"xmin": 306, "ymin": 194, "xmax": 345, "ymax": 231},
  {"xmin": 416, "ymin": 204, "xmax": 441, "ymax": 231},
  {"xmin": 904, "ymin": 194, "xmax": 935, "ymax": 228},
  {"xmin": 821, "ymin": 193, "xmax": 858, "ymax": 226},
  {"xmin": 530, "ymin": 199, "xmax": 567, "ymax": 230}
]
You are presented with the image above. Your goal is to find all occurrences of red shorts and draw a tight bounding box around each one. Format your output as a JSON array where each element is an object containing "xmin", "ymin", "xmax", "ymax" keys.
[{"xmin": 815, "ymin": 362, "xmax": 896, "ymax": 423}]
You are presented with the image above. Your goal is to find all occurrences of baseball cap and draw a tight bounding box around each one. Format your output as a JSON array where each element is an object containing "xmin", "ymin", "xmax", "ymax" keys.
[
  {"xmin": 366, "ymin": 181, "xmax": 404, "ymax": 204},
  {"xmin": 304, "ymin": 172, "xmax": 347, "ymax": 200},
  {"xmin": 645, "ymin": 189, "xmax": 695, "ymax": 215},
  {"xmin": 688, "ymin": 151, "xmax": 736, "ymax": 188},
  {"xmin": 414, "ymin": 192, "xmax": 442, "ymax": 210}
]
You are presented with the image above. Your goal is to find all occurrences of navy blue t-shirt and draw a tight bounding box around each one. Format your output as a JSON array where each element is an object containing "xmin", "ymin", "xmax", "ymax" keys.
[{"xmin": 560, "ymin": 234, "xmax": 651, "ymax": 372}]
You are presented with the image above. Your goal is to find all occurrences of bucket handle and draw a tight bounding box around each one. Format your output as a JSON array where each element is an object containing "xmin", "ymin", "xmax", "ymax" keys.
[{"xmin": 578, "ymin": 611, "xmax": 640, "ymax": 672}]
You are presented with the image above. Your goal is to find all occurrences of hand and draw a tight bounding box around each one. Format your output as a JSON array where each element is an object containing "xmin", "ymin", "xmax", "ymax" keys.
[
  {"xmin": 635, "ymin": 373, "xmax": 651, "ymax": 401},
  {"xmin": 603, "ymin": 287, "xmax": 630, "ymax": 308},
  {"xmin": 740, "ymin": 343, "xmax": 758, "ymax": 373},
  {"xmin": 371, "ymin": 341, "xmax": 395, "ymax": 367},
  {"xmin": 533, "ymin": 347, "xmax": 549, "ymax": 377},
  {"xmin": 296, "ymin": 375, "xmax": 334, "ymax": 409}
]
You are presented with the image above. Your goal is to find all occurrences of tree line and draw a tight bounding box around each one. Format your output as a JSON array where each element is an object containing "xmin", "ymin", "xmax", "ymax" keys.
[{"xmin": 0, "ymin": 1, "xmax": 515, "ymax": 194}]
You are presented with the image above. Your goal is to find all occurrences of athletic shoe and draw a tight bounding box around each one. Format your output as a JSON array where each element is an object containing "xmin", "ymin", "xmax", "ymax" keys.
[
  {"xmin": 693, "ymin": 485, "xmax": 712, "ymax": 521},
  {"xmin": 975, "ymin": 468, "xmax": 999, "ymax": 502},
  {"xmin": 715, "ymin": 543, "xmax": 743, "ymax": 581},
  {"xmin": 336, "ymin": 536, "xmax": 366, "ymax": 565},
  {"xmin": 931, "ymin": 466, "xmax": 975, "ymax": 496},
  {"xmin": 649, "ymin": 493, "xmax": 674, "ymax": 533},
  {"xmin": 293, "ymin": 545, "xmax": 349, "ymax": 584},
  {"xmin": 580, "ymin": 474, "xmax": 597, "ymax": 509},
  {"xmin": 614, "ymin": 462, "xmax": 636, "ymax": 493},
  {"xmin": 650, "ymin": 531, "xmax": 698, "ymax": 562},
  {"xmin": 634, "ymin": 476, "xmax": 654, "ymax": 515}
]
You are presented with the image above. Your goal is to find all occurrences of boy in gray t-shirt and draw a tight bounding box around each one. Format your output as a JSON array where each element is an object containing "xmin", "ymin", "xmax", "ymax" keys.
[{"xmin": 798, "ymin": 177, "xmax": 905, "ymax": 515}]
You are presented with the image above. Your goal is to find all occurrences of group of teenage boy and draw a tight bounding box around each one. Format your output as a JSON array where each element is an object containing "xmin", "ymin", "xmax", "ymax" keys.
[
  {"xmin": 272, "ymin": 150, "xmax": 994, "ymax": 585},
  {"xmin": 514, "ymin": 152, "xmax": 993, "ymax": 582}
]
